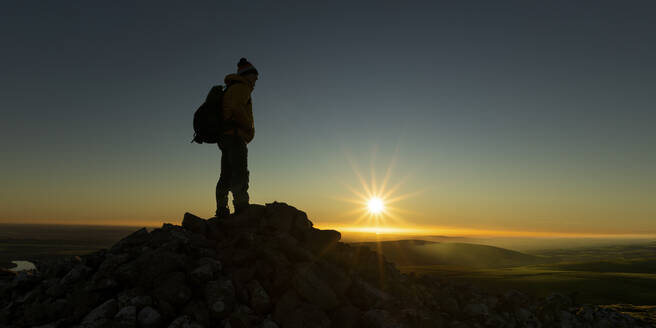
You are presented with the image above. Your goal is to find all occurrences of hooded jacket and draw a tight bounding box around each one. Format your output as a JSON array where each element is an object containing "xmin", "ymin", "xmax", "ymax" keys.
[{"xmin": 222, "ymin": 74, "xmax": 255, "ymax": 143}]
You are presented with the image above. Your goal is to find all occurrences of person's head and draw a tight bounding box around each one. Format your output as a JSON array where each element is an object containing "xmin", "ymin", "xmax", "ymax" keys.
[{"xmin": 237, "ymin": 57, "xmax": 259, "ymax": 87}]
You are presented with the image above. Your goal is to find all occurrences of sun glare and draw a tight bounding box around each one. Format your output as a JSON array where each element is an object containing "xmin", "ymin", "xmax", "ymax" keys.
[
  {"xmin": 335, "ymin": 148, "xmax": 421, "ymax": 231},
  {"xmin": 367, "ymin": 197, "xmax": 384, "ymax": 214}
]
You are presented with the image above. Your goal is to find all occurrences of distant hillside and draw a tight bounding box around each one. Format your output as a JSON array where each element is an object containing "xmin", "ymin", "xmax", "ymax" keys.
[
  {"xmin": 0, "ymin": 224, "xmax": 138, "ymax": 269},
  {"xmin": 350, "ymin": 240, "xmax": 547, "ymax": 268}
]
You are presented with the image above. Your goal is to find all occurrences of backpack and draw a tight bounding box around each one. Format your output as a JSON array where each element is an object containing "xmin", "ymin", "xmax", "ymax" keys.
[{"xmin": 191, "ymin": 85, "xmax": 228, "ymax": 144}]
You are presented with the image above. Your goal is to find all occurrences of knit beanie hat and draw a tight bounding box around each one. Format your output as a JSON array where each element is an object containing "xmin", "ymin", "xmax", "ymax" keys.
[{"xmin": 237, "ymin": 57, "xmax": 258, "ymax": 76}]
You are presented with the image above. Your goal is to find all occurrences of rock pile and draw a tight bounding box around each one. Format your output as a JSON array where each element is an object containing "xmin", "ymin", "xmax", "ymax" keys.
[{"xmin": 0, "ymin": 202, "xmax": 651, "ymax": 327}]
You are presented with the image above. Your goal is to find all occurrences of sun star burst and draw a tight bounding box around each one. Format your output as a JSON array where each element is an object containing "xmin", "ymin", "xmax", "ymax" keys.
[{"xmin": 335, "ymin": 149, "xmax": 420, "ymax": 230}]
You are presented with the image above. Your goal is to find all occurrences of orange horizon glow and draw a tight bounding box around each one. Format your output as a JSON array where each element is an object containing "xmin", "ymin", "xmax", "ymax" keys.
[
  {"xmin": 1, "ymin": 219, "xmax": 654, "ymax": 239},
  {"xmin": 314, "ymin": 223, "xmax": 656, "ymax": 239}
]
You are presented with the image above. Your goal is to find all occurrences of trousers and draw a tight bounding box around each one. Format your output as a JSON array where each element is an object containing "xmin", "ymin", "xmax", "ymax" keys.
[{"xmin": 216, "ymin": 134, "xmax": 249, "ymax": 214}]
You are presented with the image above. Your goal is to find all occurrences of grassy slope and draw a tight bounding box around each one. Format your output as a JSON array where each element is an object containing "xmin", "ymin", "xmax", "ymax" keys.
[
  {"xmin": 352, "ymin": 240, "xmax": 548, "ymax": 268},
  {"xmin": 401, "ymin": 264, "xmax": 656, "ymax": 305},
  {"xmin": 351, "ymin": 239, "xmax": 656, "ymax": 305}
]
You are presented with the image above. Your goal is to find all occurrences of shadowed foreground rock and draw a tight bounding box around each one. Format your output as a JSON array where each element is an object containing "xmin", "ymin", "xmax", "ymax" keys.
[{"xmin": 0, "ymin": 202, "xmax": 651, "ymax": 327}]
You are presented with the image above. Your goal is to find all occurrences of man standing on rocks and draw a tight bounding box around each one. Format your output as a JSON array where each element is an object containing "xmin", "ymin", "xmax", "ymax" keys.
[{"xmin": 215, "ymin": 58, "xmax": 258, "ymax": 218}]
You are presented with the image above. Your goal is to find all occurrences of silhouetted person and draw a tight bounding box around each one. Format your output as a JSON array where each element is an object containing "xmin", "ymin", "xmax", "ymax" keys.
[{"xmin": 215, "ymin": 58, "xmax": 258, "ymax": 218}]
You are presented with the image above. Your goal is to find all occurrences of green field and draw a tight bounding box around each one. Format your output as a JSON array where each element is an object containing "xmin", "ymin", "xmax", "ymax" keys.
[
  {"xmin": 354, "ymin": 239, "xmax": 656, "ymax": 306},
  {"xmin": 400, "ymin": 263, "xmax": 656, "ymax": 305}
]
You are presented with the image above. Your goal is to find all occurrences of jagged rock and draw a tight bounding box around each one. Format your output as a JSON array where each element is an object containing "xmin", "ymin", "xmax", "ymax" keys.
[
  {"xmin": 181, "ymin": 300, "xmax": 210, "ymax": 327},
  {"xmin": 138, "ymin": 306, "xmax": 162, "ymax": 328},
  {"xmin": 348, "ymin": 279, "xmax": 393, "ymax": 309},
  {"xmin": 361, "ymin": 309, "xmax": 396, "ymax": 328},
  {"xmin": 247, "ymin": 279, "xmax": 272, "ymax": 314},
  {"xmin": 273, "ymin": 290, "xmax": 302, "ymax": 323},
  {"xmin": 538, "ymin": 292, "xmax": 574, "ymax": 322},
  {"xmin": 128, "ymin": 295, "xmax": 152, "ymax": 309},
  {"xmin": 134, "ymin": 250, "xmax": 189, "ymax": 288},
  {"xmin": 262, "ymin": 202, "xmax": 303, "ymax": 234},
  {"xmin": 438, "ymin": 297, "xmax": 459, "ymax": 313},
  {"xmin": 499, "ymin": 289, "xmax": 531, "ymax": 311},
  {"xmin": 81, "ymin": 298, "xmax": 118, "ymax": 327},
  {"xmin": 114, "ymin": 305, "xmax": 137, "ymax": 327},
  {"xmin": 292, "ymin": 263, "xmax": 338, "ymax": 310},
  {"xmin": 189, "ymin": 264, "xmax": 214, "ymax": 285},
  {"xmin": 282, "ymin": 303, "xmax": 331, "ymax": 328},
  {"xmin": 182, "ymin": 213, "xmax": 207, "ymax": 236},
  {"xmin": 97, "ymin": 253, "xmax": 130, "ymax": 276},
  {"xmin": 43, "ymin": 298, "xmax": 69, "ymax": 323},
  {"xmin": 87, "ymin": 276, "xmax": 118, "ymax": 291},
  {"xmin": 198, "ymin": 257, "xmax": 222, "ymax": 274},
  {"xmin": 315, "ymin": 260, "xmax": 350, "ymax": 296},
  {"xmin": 205, "ymin": 278, "xmax": 236, "ymax": 319},
  {"xmin": 259, "ymin": 318, "xmax": 279, "ymax": 328},
  {"xmin": 227, "ymin": 304, "xmax": 259, "ymax": 327},
  {"xmin": 35, "ymin": 256, "xmax": 81, "ymax": 279},
  {"xmin": 302, "ymin": 228, "xmax": 341, "ymax": 253},
  {"xmin": 30, "ymin": 324, "xmax": 57, "ymax": 328},
  {"xmin": 277, "ymin": 234, "xmax": 315, "ymax": 262},
  {"xmin": 464, "ymin": 303, "xmax": 489, "ymax": 317},
  {"xmin": 515, "ymin": 307, "xmax": 539, "ymax": 327},
  {"xmin": 153, "ymin": 271, "xmax": 192, "ymax": 306},
  {"xmin": 167, "ymin": 315, "xmax": 203, "ymax": 328},
  {"xmin": 110, "ymin": 228, "xmax": 150, "ymax": 253},
  {"xmin": 331, "ymin": 305, "xmax": 361, "ymax": 328}
]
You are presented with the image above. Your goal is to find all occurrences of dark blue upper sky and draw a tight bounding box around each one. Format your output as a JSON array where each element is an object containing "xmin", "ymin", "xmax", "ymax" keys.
[{"xmin": 1, "ymin": 1, "xmax": 655, "ymax": 233}]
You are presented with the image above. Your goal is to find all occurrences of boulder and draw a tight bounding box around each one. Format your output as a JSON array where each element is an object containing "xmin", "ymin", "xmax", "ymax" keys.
[
  {"xmin": 182, "ymin": 213, "xmax": 207, "ymax": 236},
  {"xmin": 292, "ymin": 263, "xmax": 338, "ymax": 310},
  {"xmin": 263, "ymin": 202, "xmax": 313, "ymax": 238},
  {"xmin": 138, "ymin": 306, "xmax": 162, "ymax": 328},
  {"xmin": 247, "ymin": 280, "xmax": 272, "ymax": 314},
  {"xmin": 259, "ymin": 318, "xmax": 280, "ymax": 328},
  {"xmin": 181, "ymin": 300, "xmax": 210, "ymax": 327},
  {"xmin": 197, "ymin": 257, "xmax": 222, "ymax": 274},
  {"xmin": 114, "ymin": 305, "xmax": 137, "ymax": 327},
  {"xmin": 204, "ymin": 278, "xmax": 236, "ymax": 319},
  {"xmin": 348, "ymin": 279, "xmax": 393, "ymax": 309},
  {"xmin": 167, "ymin": 315, "xmax": 204, "ymax": 328},
  {"xmin": 463, "ymin": 303, "xmax": 489, "ymax": 317},
  {"xmin": 361, "ymin": 309, "xmax": 396, "ymax": 328},
  {"xmin": 301, "ymin": 229, "xmax": 341, "ymax": 253},
  {"xmin": 280, "ymin": 303, "xmax": 331, "ymax": 328},
  {"xmin": 153, "ymin": 272, "xmax": 192, "ymax": 306},
  {"xmin": 81, "ymin": 299, "xmax": 118, "ymax": 326},
  {"xmin": 110, "ymin": 228, "xmax": 150, "ymax": 253},
  {"xmin": 129, "ymin": 295, "xmax": 153, "ymax": 309},
  {"xmin": 331, "ymin": 305, "xmax": 361, "ymax": 328},
  {"xmin": 189, "ymin": 264, "xmax": 214, "ymax": 285}
]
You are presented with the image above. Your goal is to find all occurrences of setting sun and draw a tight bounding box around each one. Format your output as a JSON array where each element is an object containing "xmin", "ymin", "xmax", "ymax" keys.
[{"xmin": 367, "ymin": 197, "xmax": 384, "ymax": 214}]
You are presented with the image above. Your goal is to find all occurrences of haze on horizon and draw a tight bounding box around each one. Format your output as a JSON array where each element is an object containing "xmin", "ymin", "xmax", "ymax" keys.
[{"xmin": 1, "ymin": 1, "xmax": 655, "ymax": 237}]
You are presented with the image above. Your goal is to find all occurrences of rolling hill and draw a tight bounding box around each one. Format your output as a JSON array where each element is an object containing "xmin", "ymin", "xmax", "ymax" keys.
[{"xmin": 350, "ymin": 240, "xmax": 549, "ymax": 268}]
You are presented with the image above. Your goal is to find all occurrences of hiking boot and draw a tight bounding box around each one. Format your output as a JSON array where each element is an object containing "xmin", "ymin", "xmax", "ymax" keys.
[
  {"xmin": 233, "ymin": 203, "xmax": 250, "ymax": 216},
  {"xmin": 214, "ymin": 207, "xmax": 230, "ymax": 219}
]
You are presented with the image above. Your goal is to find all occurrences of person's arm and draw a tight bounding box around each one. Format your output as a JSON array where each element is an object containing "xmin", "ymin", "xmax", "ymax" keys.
[{"xmin": 223, "ymin": 83, "xmax": 252, "ymax": 130}]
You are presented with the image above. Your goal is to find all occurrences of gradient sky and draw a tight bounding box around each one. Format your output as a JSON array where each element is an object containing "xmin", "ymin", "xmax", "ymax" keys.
[{"xmin": 1, "ymin": 1, "xmax": 655, "ymax": 236}]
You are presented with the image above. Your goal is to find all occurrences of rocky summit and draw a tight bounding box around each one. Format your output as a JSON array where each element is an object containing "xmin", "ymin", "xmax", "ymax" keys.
[{"xmin": 0, "ymin": 202, "xmax": 651, "ymax": 328}]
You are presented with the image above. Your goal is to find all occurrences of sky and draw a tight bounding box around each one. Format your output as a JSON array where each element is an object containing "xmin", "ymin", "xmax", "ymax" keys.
[{"xmin": 1, "ymin": 1, "xmax": 655, "ymax": 236}]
